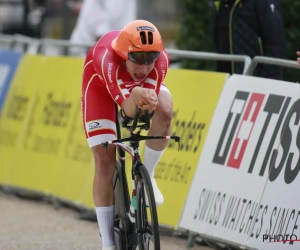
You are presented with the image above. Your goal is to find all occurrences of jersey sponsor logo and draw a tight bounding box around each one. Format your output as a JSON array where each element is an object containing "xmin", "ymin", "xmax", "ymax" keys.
[
  {"xmin": 158, "ymin": 62, "xmax": 165, "ymax": 69},
  {"xmin": 81, "ymin": 91, "xmax": 84, "ymax": 119},
  {"xmin": 212, "ymin": 90, "xmax": 300, "ymax": 184},
  {"xmin": 124, "ymin": 81, "xmax": 142, "ymax": 88},
  {"xmin": 86, "ymin": 120, "xmax": 102, "ymax": 132},
  {"xmin": 115, "ymin": 94, "xmax": 120, "ymax": 101},
  {"xmin": 161, "ymin": 70, "xmax": 166, "ymax": 81},
  {"xmin": 107, "ymin": 63, "xmax": 113, "ymax": 84},
  {"xmin": 136, "ymin": 26, "xmax": 155, "ymax": 32}
]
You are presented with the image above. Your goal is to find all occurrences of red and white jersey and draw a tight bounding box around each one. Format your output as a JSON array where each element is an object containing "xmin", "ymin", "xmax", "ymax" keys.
[{"xmin": 83, "ymin": 30, "xmax": 170, "ymax": 107}]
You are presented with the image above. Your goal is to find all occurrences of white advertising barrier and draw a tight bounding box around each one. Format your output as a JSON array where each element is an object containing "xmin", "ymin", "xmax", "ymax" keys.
[{"xmin": 179, "ymin": 74, "xmax": 300, "ymax": 250}]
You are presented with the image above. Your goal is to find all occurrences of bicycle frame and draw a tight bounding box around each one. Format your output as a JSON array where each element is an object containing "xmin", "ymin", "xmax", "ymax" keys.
[
  {"xmin": 102, "ymin": 104, "xmax": 180, "ymax": 249},
  {"xmin": 115, "ymin": 129, "xmax": 149, "ymax": 200},
  {"xmin": 108, "ymin": 104, "xmax": 180, "ymax": 201},
  {"xmin": 112, "ymin": 104, "xmax": 180, "ymax": 206},
  {"xmin": 114, "ymin": 104, "xmax": 131, "ymax": 215},
  {"xmin": 113, "ymin": 104, "xmax": 149, "ymax": 221}
]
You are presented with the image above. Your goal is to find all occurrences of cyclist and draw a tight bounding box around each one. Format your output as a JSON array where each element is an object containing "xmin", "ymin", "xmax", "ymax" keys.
[{"xmin": 81, "ymin": 20, "xmax": 173, "ymax": 250}]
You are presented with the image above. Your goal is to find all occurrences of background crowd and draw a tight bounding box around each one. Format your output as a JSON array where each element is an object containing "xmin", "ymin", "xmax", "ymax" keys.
[{"xmin": 0, "ymin": 0, "xmax": 299, "ymax": 81}]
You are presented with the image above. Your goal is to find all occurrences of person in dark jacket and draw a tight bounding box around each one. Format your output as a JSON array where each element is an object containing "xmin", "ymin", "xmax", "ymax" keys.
[{"xmin": 209, "ymin": 0, "xmax": 287, "ymax": 80}]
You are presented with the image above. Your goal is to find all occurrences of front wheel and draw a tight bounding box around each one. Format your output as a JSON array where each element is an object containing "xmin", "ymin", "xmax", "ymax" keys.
[{"xmin": 136, "ymin": 164, "xmax": 160, "ymax": 250}]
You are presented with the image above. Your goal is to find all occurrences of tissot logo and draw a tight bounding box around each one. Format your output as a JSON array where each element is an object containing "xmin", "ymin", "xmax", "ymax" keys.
[
  {"xmin": 212, "ymin": 90, "xmax": 300, "ymax": 184},
  {"xmin": 227, "ymin": 92, "xmax": 265, "ymax": 169}
]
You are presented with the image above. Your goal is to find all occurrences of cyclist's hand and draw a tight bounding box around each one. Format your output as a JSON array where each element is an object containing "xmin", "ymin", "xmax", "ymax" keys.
[
  {"xmin": 132, "ymin": 87, "xmax": 158, "ymax": 110},
  {"xmin": 297, "ymin": 52, "xmax": 300, "ymax": 66},
  {"xmin": 139, "ymin": 89, "xmax": 158, "ymax": 110}
]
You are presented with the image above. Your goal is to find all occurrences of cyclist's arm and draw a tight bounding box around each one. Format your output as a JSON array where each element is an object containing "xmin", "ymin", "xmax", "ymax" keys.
[
  {"xmin": 121, "ymin": 93, "xmax": 139, "ymax": 118},
  {"xmin": 142, "ymin": 70, "xmax": 159, "ymax": 93},
  {"xmin": 143, "ymin": 50, "xmax": 170, "ymax": 93},
  {"xmin": 92, "ymin": 46, "xmax": 139, "ymax": 118}
]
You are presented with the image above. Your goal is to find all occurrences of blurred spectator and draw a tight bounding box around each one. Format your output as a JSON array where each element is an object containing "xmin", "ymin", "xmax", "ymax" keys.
[
  {"xmin": 68, "ymin": 0, "xmax": 137, "ymax": 57},
  {"xmin": 0, "ymin": 0, "xmax": 47, "ymax": 38},
  {"xmin": 297, "ymin": 52, "xmax": 300, "ymax": 66},
  {"xmin": 68, "ymin": 0, "xmax": 82, "ymax": 15},
  {"xmin": 27, "ymin": 0, "xmax": 47, "ymax": 37},
  {"xmin": 209, "ymin": 0, "xmax": 287, "ymax": 80}
]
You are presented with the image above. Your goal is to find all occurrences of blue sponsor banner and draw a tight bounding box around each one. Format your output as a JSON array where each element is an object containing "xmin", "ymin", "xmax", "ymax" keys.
[{"xmin": 0, "ymin": 50, "xmax": 23, "ymax": 113}]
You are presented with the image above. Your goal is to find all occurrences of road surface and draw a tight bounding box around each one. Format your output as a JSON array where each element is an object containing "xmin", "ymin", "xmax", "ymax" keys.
[{"xmin": 0, "ymin": 192, "xmax": 213, "ymax": 250}]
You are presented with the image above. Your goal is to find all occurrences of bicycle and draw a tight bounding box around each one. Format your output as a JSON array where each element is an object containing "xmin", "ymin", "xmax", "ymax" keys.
[{"xmin": 101, "ymin": 106, "xmax": 180, "ymax": 250}]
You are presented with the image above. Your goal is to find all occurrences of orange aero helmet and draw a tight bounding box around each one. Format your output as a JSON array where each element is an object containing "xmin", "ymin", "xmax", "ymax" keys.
[{"xmin": 111, "ymin": 20, "xmax": 164, "ymax": 61}]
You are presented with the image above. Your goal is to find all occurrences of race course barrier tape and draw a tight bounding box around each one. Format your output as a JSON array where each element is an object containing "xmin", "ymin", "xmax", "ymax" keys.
[
  {"xmin": 0, "ymin": 52, "xmax": 229, "ymax": 230},
  {"xmin": 179, "ymin": 74, "xmax": 300, "ymax": 250}
]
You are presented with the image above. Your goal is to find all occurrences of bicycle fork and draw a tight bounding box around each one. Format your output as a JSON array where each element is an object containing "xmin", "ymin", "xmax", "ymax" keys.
[{"xmin": 129, "ymin": 141, "xmax": 143, "ymax": 222}]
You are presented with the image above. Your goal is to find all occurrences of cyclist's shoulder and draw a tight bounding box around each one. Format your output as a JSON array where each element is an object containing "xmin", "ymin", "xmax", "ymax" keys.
[
  {"xmin": 150, "ymin": 49, "xmax": 170, "ymax": 80},
  {"xmin": 88, "ymin": 31, "xmax": 124, "ymax": 70},
  {"xmin": 154, "ymin": 49, "xmax": 170, "ymax": 69},
  {"xmin": 95, "ymin": 30, "xmax": 121, "ymax": 49},
  {"xmin": 91, "ymin": 31, "xmax": 120, "ymax": 57}
]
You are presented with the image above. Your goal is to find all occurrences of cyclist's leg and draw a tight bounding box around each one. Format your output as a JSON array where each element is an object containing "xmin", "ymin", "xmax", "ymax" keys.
[
  {"xmin": 144, "ymin": 84, "xmax": 173, "ymax": 206},
  {"xmin": 147, "ymin": 84, "xmax": 172, "ymax": 149},
  {"xmin": 82, "ymin": 76, "xmax": 117, "ymax": 249}
]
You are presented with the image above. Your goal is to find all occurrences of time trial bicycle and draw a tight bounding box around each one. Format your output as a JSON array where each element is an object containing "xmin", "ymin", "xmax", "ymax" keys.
[{"xmin": 101, "ymin": 106, "xmax": 180, "ymax": 250}]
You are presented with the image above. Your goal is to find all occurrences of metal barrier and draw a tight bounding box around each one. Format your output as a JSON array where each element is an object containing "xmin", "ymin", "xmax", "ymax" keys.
[
  {"xmin": 0, "ymin": 34, "xmax": 15, "ymax": 49},
  {"xmin": 0, "ymin": 34, "xmax": 252, "ymax": 73},
  {"xmin": 6, "ymin": 34, "xmax": 299, "ymax": 76},
  {"xmin": 10, "ymin": 34, "xmax": 41, "ymax": 54},
  {"xmin": 166, "ymin": 48, "xmax": 251, "ymax": 74},
  {"xmin": 246, "ymin": 56, "xmax": 299, "ymax": 76},
  {"xmin": 38, "ymin": 38, "xmax": 94, "ymax": 57}
]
